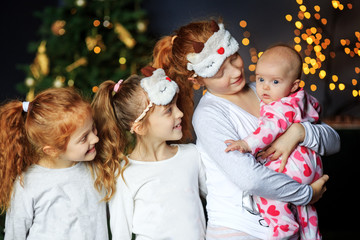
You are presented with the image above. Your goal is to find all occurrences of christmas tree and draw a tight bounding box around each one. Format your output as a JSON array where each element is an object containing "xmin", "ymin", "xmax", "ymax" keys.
[{"xmin": 17, "ymin": 0, "xmax": 155, "ymax": 100}]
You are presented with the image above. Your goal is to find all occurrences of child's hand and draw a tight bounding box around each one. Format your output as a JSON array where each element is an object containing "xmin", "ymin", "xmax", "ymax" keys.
[
  {"xmin": 224, "ymin": 140, "xmax": 250, "ymax": 153},
  {"xmin": 309, "ymin": 174, "xmax": 329, "ymax": 204}
]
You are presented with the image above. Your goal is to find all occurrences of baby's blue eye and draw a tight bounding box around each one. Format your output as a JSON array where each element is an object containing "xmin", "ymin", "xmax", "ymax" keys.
[
  {"xmin": 259, "ymin": 77, "xmax": 264, "ymax": 82},
  {"xmin": 273, "ymin": 80, "xmax": 279, "ymax": 84}
]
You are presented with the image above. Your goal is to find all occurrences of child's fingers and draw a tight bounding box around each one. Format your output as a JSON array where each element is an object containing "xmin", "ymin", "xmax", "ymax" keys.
[{"xmin": 224, "ymin": 139, "xmax": 235, "ymax": 144}]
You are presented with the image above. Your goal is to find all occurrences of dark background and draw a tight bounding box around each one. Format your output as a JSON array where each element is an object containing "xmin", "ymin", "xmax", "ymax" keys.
[{"xmin": 1, "ymin": 0, "xmax": 358, "ymax": 239}]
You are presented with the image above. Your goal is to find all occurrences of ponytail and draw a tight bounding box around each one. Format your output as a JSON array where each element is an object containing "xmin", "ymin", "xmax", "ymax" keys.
[
  {"xmin": 0, "ymin": 101, "xmax": 34, "ymax": 213},
  {"xmin": 91, "ymin": 80, "xmax": 132, "ymax": 201}
]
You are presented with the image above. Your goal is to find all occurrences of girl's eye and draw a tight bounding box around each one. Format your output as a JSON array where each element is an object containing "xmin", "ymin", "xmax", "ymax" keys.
[
  {"xmin": 258, "ymin": 77, "xmax": 264, "ymax": 82},
  {"xmin": 273, "ymin": 80, "xmax": 279, "ymax": 84},
  {"xmin": 80, "ymin": 136, "xmax": 87, "ymax": 143}
]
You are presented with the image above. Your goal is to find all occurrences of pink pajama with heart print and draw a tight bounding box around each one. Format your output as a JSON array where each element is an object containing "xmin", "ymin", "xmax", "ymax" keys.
[{"xmin": 243, "ymin": 89, "xmax": 323, "ymax": 240}]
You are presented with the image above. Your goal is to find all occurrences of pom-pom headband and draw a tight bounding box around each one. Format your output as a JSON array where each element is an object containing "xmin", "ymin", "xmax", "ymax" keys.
[
  {"xmin": 130, "ymin": 67, "xmax": 179, "ymax": 133},
  {"xmin": 186, "ymin": 22, "xmax": 239, "ymax": 78}
]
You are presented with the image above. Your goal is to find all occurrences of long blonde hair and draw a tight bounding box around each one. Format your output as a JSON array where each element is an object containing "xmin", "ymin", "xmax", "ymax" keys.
[{"xmin": 91, "ymin": 75, "xmax": 151, "ymax": 200}]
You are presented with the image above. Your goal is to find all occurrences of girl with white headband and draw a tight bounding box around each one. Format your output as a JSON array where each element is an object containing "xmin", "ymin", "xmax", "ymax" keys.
[
  {"xmin": 0, "ymin": 88, "xmax": 109, "ymax": 239},
  {"xmin": 151, "ymin": 20, "xmax": 340, "ymax": 239},
  {"xmin": 92, "ymin": 68, "xmax": 207, "ymax": 240}
]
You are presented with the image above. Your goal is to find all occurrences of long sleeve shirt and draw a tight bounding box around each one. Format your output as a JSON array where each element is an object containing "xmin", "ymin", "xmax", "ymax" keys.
[
  {"xmin": 5, "ymin": 162, "xmax": 108, "ymax": 240},
  {"xmin": 192, "ymin": 82, "xmax": 340, "ymax": 239},
  {"xmin": 109, "ymin": 144, "xmax": 207, "ymax": 240}
]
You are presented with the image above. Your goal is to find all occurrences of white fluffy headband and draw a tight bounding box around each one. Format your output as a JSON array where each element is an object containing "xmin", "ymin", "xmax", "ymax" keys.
[
  {"xmin": 130, "ymin": 67, "xmax": 179, "ymax": 133},
  {"xmin": 186, "ymin": 22, "xmax": 239, "ymax": 78}
]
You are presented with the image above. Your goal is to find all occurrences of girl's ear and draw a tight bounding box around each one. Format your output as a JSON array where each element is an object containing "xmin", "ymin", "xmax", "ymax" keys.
[
  {"xmin": 42, "ymin": 146, "xmax": 59, "ymax": 157},
  {"xmin": 131, "ymin": 122, "xmax": 147, "ymax": 136},
  {"xmin": 187, "ymin": 76, "xmax": 203, "ymax": 86},
  {"xmin": 291, "ymin": 79, "xmax": 300, "ymax": 93}
]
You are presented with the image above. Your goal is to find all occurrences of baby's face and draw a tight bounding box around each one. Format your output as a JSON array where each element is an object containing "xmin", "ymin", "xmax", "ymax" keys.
[{"xmin": 255, "ymin": 56, "xmax": 298, "ymax": 104}]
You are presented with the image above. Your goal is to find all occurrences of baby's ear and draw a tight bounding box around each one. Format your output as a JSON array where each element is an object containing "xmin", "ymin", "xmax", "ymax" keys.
[{"xmin": 291, "ymin": 79, "xmax": 301, "ymax": 93}]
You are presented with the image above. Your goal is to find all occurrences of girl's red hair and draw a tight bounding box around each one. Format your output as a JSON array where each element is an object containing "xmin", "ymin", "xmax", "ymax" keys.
[
  {"xmin": 0, "ymin": 87, "xmax": 91, "ymax": 213},
  {"xmin": 151, "ymin": 20, "xmax": 219, "ymax": 142}
]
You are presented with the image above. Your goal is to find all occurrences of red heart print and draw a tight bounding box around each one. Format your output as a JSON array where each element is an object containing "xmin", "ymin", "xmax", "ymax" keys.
[
  {"xmin": 303, "ymin": 164, "xmax": 312, "ymax": 177},
  {"xmin": 260, "ymin": 197, "xmax": 268, "ymax": 205},
  {"xmin": 309, "ymin": 216, "xmax": 318, "ymax": 226},
  {"xmin": 262, "ymin": 134, "xmax": 273, "ymax": 145},
  {"xmin": 280, "ymin": 224, "xmax": 290, "ymax": 232},
  {"xmin": 166, "ymin": 77, "xmax": 171, "ymax": 82},
  {"xmin": 267, "ymin": 205, "xmax": 280, "ymax": 216}
]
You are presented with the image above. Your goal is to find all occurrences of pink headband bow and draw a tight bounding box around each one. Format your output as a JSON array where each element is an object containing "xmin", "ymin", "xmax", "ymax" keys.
[{"xmin": 112, "ymin": 79, "xmax": 123, "ymax": 96}]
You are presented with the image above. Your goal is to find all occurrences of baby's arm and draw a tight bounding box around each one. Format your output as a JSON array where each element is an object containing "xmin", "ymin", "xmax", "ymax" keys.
[{"xmin": 224, "ymin": 139, "xmax": 251, "ymax": 153}]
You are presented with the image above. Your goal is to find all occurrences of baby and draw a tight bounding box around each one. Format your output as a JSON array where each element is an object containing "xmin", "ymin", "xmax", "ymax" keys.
[{"xmin": 225, "ymin": 44, "xmax": 323, "ymax": 239}]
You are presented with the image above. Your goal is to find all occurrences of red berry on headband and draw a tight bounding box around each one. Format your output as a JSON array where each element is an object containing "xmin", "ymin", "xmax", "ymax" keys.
[{"xmin": 217, "ymin": 47, "xmax": 225, "ymax": 54}]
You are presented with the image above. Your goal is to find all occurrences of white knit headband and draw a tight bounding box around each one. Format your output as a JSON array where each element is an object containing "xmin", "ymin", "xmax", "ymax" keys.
[
  {"xmin": 130, "ymin": 68, "xmax": 179, "ymax": 133},
  {"xmin": 186, "ymin": 23, "xmax": 239, "ymax": 78}
]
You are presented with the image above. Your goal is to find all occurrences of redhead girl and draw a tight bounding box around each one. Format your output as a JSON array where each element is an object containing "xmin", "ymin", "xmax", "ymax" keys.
[
  {"xmin": 151, "ymin": 20, "xmax": 340, "ymax": 239},
  {"xmin": 92, "ymin": 68, "xmax": 206, "ymax": 240},
  {"xmin": 0, "ymin": 88, "xmax": 111, "ymax": 239}
]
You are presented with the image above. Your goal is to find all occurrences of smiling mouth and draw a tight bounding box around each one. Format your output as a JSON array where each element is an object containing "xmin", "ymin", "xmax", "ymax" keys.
[
  {"xmin": 232, "ymin": 76, "xmax": 242, "ymax": 84},
  {"xmin": 174, "ymin": 123, "xmax": 182, "ymax": 130},
  {"xmin": 86, "ymin": 146, "xmax": 96, "ymax": 155}
]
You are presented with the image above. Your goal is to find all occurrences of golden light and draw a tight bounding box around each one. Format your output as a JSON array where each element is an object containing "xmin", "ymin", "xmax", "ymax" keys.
[
  {"xmin": 352, "ymin": 79, "xmax": 357, "ymax": 85},
  {"xmin": 310, "ymin": 68, "xmax": 316, "ymax": 74},
  {"xmin": 93, "ymin": 20, "xmax": 101, "ymax": 27},
  {"xmin": 355, "ymin": 31, "xmax": 360, "ymax": 38},
  {"xmin": 304, "ymin": 12, "xmax": 311, "ymax": 19},
  {"xmin": 355, "ymin": 67, "xmax": 360, "ymax": 74},
  {"xmin": 339, "ymin": 4, "xmax": 344, "ymax": 10},
  {"xmin": 242, "ymin": 38, "xmax": 250, "ymax": 46},
  {"xmin": 239, "ymin": 20, "xmax": 247, "ymax": 28},
  {"xmin": 296, "ymin": 0, "xmax": 303, "ymax": 4},
  {"xmin": 306, "ymin": 37, "xmax": 313, "ymax": 44},
  {"xmin": 248, "ymin": 64, "xmax": 256, "ymax": 72},
  {"xmin": 314, "ymin": 5, "xmax": 320, "ymax": 12},
  {"xmin": 285, "ymin": 14, "xmax": 292, "ymax": 22},
  {"xmin": 93, "ymin": 46, "xmax": 101, "ymax": 54},
  {"xmin": 119, "ymin": 57, "xmax": 126, "ymax": 64},
  {"xmin": 319, "ymin": 70, "xmax": 326, "ymax": 79},
  {"xmin": 251, "ymin": 56, "xmax": 258, "ymax": 63},
  {"xmin": 294, "ymin": 36, "xmax": 301, "ymax": 44},
  {"xmin": 301, "ymin": 33, "xmax": 308, "ymax": 40},
  {"xmin": 353, "ymin": 90, "xmax": 358, "ymax": 97},
  {"xmin": 304, "ymin": 57, "xmax": 311, "ymax": 64},
  {"xmin": 314, "ymin": 13, "xmax": 321, "ymax": 20},
  {"xmin": 310, "ymin": 27, "xmax": 317, "ymax": 34},
  {"xmin": 310, "ymin": 84, "xmax": 317, "ymax": 91},
  {"xmin": 258, "ymin": 52, "xmax": 263, "ymax": 58},
  {"xmin": 310, "ymin": 58, "xmax": 316, "ymax": 66},
  {"xmin": 332, "ymin": 1, "xmax": 339, "ymax": 9},
  {"xmin": 294, "ymin": 44, "xmax": 302, "ymax": 52},
  {"xmin": 321, "ymin": 18, "xmax": 327, "ymax": 25},
  {"xmin": 295, "ymin": 21, "xmax": 303, "ymax": 29},
  {"xmin": 243, "ymin": 31, "xmax": 251, "ymax": 38},
  {"xmin": 319, "ymin": 54, "xmax": 326, "ymax": 62},
  {"xmin": 347, "ymin": 3, "xmax": 353, "ymax": 9},
  {"xmin": 299, "ymin": 5, "xmax": 306, "ymax": 12},
  {"xmin": 92, "ymin": 86, "xmax": 99, "ymax": 93},
  {"xmin": 339, "ymin": 83, "xmax": 345, "ymax": 90},
  {"xmin": 303, "ymin": 67, "xmax": 310, "ymax": 75},
  {"xmin": 344, "ymin": 48, "xmax": 350, "ymax": 54},
  {"xmin": 329, "ymin": 83, "xmax": 336, "ymax": 90},
  {"xmin": 332, "ymin": 75, "xmax": 338, "ymax": 82},
  {"xmin": 340, "ymin": 39, "xmax": 346, "ymax": 46},
  {"xmin": 314, "ymin": 45, "xmax": 321, "ymax": 52},
  {"xmin": 299, "ymin": 80, "xmax": 305, "ymax": 88}
]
